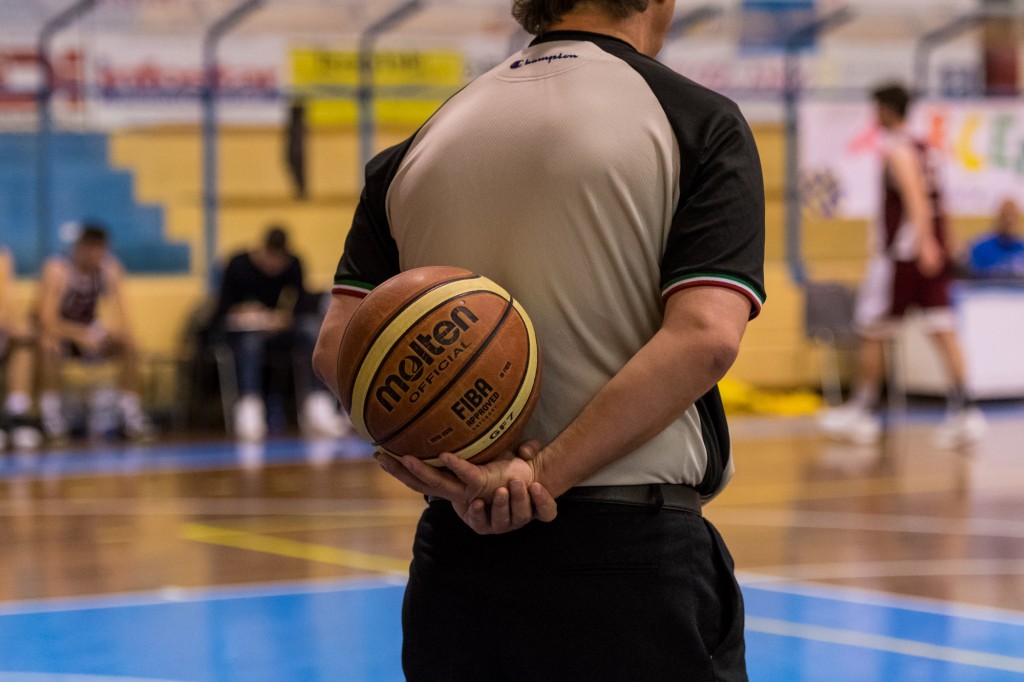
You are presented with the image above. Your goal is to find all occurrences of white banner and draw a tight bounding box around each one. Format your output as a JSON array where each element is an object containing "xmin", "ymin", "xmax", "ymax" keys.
[
  {"xmin": 0, "ymin": 34, "xmax": 289, "ymax": 126},
  {"xmin": 800, "ymin": 99, "xmax": 1024, "ymax": 219},
  {"xmin": 80, "ymin": 34, "xmax": 287, "ymax": 126}
]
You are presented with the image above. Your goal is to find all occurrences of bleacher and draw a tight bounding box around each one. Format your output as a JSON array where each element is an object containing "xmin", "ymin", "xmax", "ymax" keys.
[{"xmin": 0, "ymin": 131, "xmax": 190, "ymax": 276}]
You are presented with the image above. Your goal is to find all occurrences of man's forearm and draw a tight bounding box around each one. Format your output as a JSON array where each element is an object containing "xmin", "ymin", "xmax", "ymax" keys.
[
  {"xmin": 532, "ymin": 288, "xmax": 749, "ymax": 497},
  {"xmin": 312, "ymin": 294, "xmax": 363, "ymax": 399},
  {"xmin": 41, "ymin": 318, "xmax": 88, "ymax": 343}
]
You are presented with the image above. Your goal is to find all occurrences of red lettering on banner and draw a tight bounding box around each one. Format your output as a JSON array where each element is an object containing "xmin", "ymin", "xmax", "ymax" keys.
[
  {"xmin": 96, "ymin": 60, "xmax": 278, "ymax": 98},
  {"xmin": 0, "ymin": 48, "xmax": 85, "ymax": 111}
]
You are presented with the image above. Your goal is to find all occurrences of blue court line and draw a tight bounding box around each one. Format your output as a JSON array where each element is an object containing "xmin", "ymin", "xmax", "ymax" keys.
[
  {"xmin": 1, "ymin": 577, "xmax": 1022, "ymax": 681},
  {"xmin": 0, "ymin": 437, "xmax": 376, "ymax": 481}
]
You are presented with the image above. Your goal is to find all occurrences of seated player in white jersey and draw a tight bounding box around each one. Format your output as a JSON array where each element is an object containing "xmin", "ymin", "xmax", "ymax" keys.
[
  {"xmin": 0, "ymin": 247, "xmax": 43, "ymax": 450},
  {"xmin": 36, "ymin": 223, "xmax": 154, "ymax": 443}
]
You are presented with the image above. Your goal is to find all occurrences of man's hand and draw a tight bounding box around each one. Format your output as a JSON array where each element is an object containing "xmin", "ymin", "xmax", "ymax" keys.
[
  {"xmin": 439, "ymin": 452, "xmax": 557, "ymax": 534},
  {"xmin": 918, "ymin": 235, "xmax": 945, "ymax": 278},
  {"xmin": 375, "ymin": 446, "xmax": 557, "ymax": 534},
  {"xmin": 226, "ymin": 304, "xmax": 286, "ymax": 333},
  {"xmin": 70, "ymin": 325, "xmax": 106, "ymax": 356},
  {"xmin": 456, "ymin": 479, "xmax": 556, "ymax": 535},
  {"xmin": 40, "ymin": 333, "xmax": 62, "ymax": 356}
]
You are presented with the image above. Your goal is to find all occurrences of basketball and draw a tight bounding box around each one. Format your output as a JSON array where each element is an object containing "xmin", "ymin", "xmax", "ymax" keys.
[{"xmin": 337, "ymin": 266, "xmax": 541, "ymax": 466}]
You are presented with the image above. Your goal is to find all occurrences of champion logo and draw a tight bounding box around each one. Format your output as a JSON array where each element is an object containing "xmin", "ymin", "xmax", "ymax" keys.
[{"xmin": 510, "ymin": 53, "xmax": 579, "ymax": 69}]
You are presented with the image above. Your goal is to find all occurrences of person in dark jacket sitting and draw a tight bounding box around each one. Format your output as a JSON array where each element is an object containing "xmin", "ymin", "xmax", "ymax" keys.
[{"xmin": 214, "ymin": 225, "xmax": 348, "ymax": 441}]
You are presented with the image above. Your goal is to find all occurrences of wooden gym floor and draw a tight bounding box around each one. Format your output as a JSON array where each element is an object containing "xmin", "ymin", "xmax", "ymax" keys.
[{"xmin": 1, "ymin": 403, "xmax": 1023, "ymax": 680}]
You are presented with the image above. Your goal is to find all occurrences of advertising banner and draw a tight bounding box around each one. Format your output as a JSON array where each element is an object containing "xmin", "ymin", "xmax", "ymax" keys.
[
  {"xmin": 290, "ymin": 48, "xmax": 464, "ymax": 127},
  {"xmin": 83, "ymin": 34, "xmax": 285, "ymax": 126},
  {"xmin": 800, "ymin": 99, "xmax": 1024, "ymax": 218}
]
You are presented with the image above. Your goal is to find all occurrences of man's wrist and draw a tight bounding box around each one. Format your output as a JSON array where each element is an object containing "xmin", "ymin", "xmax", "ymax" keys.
[{"xmin": 529, "ymin": 445, "xmax": 572, "ymax": 499}]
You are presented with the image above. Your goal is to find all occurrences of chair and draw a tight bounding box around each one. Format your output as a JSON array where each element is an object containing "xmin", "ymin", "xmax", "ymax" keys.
[
  {"xmin": 211, "ymin": 340, "xmax": 306, "ymax": 436},
  {"xmin": 803, "ymin": 280, "xmax": 859, "ymax": 407},
  {"xmin": 804, "ymin": 280, "xmax": 911, "ymax": 422}
]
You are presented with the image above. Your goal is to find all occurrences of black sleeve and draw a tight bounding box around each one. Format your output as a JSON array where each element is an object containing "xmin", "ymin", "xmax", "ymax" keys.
[
  {"xmin": 332, "ymin": 138, "xmax": 416, "ymax": 297},
  {"xmin": 287, "ymin": 256, "xmax": 304, "ymax": 293},
  {"xmin": 660, "ymin": 103, "xmax": 766, "ymax": 319},
  {"xmin": 587, "ymin": 43, "xmax": 766, "ymax": 319},
  {"xmin": 284, "ymin": 256, "xmax": 307, "ymax": 313},
  {"xmin": 212, "ymin": 254, "xmax": 246, "ymax": 324}
]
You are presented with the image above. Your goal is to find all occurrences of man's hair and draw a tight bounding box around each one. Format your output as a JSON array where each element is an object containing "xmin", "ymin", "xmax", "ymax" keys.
[
  {"xmin": 264, "ymin": 225, "xmax": 289, "ymax": 253},
  {"xmin": 871, "ymin": 83, "xmax": 912, "ymax": 120},
  {"xmin": 512, "ymin": 0, "xmax": 650, "ymax": 35},
  {"xmin": 77, "ymin": 223, "xmax": 109, "ymax": 246}
]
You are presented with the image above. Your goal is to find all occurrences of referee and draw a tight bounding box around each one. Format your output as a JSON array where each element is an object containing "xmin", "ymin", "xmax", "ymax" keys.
[{"xmin": 314, "ymin": 1, "xmax": 765, "ymax": 679}]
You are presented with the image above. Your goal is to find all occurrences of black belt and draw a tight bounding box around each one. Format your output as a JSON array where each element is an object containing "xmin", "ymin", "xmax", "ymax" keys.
[
  {"xmin": 427, "ymin": 484, "xmax": 702, "ymax": 516},
  {"xmin": 558, "ymin": 484, "xmax": 702, "ymax": 516}
]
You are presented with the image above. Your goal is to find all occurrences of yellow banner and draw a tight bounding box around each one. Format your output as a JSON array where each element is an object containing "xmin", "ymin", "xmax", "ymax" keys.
[{"xmin": 291, "ymin": 48, "xmax": 464, "ymax": 126}]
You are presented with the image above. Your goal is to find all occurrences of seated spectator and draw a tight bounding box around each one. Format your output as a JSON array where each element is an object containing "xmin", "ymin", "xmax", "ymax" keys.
[
  {"xmin": 965, "ymin": 198, "xmax": 1024, "ymax": 278},
  {"xmin": 213, "ymin": 225, "xmax": 347, "ymax": 442},
  {"xmin": 36, "ymin": 224, "xmax": 155, "ymax": 443},
  {"xmin": 0, "ymin": 247, "xmax": 42, "ymax": 450}
]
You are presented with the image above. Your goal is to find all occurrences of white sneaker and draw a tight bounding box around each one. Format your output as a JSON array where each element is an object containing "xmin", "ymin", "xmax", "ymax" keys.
[
  {"xmin": 88, "ymin": 387, "xmax": 121, "ymax": 439},
  {"xmin": 934, "ymin": 407, "xmax": 987, "ymax": 449},
  {"xmin": 818, "ymin": 404, "xmax": 882, "ymax": 445},
  {"xmin": 11, "ymin": 425, "xmax": 42, "ymax": 450},
  {"xmin": 41, "ymin": 401, "xmax": 69, "ymax": 444},
  {"xmin": 233, "ymin": 396, "xmax": 267, "ymax": 442},
  {"xmin": 1, "ymin": 411, "xmax": 43, "ymax": 451},
  {"xmin": 123, "ymin": 408, "xmax": 157, "ymax": 443},
  {"xmin": 300, "ymin": 392, "xmax": 350, "ymax": 439}
]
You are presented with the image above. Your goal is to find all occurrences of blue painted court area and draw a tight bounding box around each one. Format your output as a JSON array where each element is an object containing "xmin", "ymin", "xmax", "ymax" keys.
[
  {"xmin": 1, "ymin": 578, "xmax": 1022, "ymax": 681},
  {"xmin": 0, "ymin": 437, "xmax": 375, "ymax": 481},
  {"xmin": 0, "ymin": 580, "xmax": 406, "ymax": 682},
  {"xmin": 744, "ymin": 580, "xmax": 1024, "ymax": 682}
]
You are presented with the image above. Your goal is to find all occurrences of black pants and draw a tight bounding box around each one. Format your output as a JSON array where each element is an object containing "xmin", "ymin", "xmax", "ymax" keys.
[{"xmin": 402, "ymin": 497, "xmax": 747, "ymax": 681}]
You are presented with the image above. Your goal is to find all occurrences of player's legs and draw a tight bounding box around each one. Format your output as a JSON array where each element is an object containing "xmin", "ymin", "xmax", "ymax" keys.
[
  {"xmin": 38, "ymin": 335, "xmax": 70, "ymax": 441},
  {"xmin": 929, "ymin": 328, "xmax": 966, "ymax": 391},
  {"xmin": 101, "ymin": 333, "xmax": 153, "ymax": 440},
  {"xmin": 851, "ymin": 255, "xmax": 895, "ymax": 408},
  {"xmin": 913, "ymin": 266, "xmax": 986, "ymax": 446},
  {"xmin": 226, "ymin": 330, "xmax": 269, "ymax": 442},
  {"xmin": 819, "ymin": 256, "xmax": 891, "ymax": 443},
  {"xmin": 851, "ymin": 336, "xmax": 885, "ymax": 410},
  {"xmin": 5, "ymin": 338, "xmax": 35, "ymax": 407},
  {"xmin": 285, "ymin": 314, "xmax": 349, "ymax": 438},
  {"xmin": 926, "ymin": 323, "xmax": 986, "ymax": 447},
  {"xmin": 108, "ymin": 333, "xmax": 141, "ymax": 395},
  {"xmin": 1, "ymin": 332, "xmax": 43, "ymax": 450}
]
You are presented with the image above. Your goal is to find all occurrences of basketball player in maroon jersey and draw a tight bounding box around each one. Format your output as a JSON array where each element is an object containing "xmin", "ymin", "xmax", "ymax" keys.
[
  {"xmin": 36, "ymin": 224, "xmax": 154, "ymax": 442},
  {"xmin": 821, "ymin": 83, "xmax": 985, "ymax": 447}
]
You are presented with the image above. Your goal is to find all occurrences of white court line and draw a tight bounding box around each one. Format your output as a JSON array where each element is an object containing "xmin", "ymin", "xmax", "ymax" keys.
[
  {"xmin": 0, "ymin": 671, "xmax": 186, "ymax": 675},
  {"xmin": 739, "ymin": 558, "xmax": 1024, "ymax": 584},
  {"xmin": 728, "ymin": 407, "xmax": 1024, "ymax": 439},
  {"xmin": 710, "ymin": 507, "xmax": 1024, "ymax": 540},
  {"xmin": 0, "ymin": 576, "xmax": 405, "ymax": 616},
  {"xmin": 739, "ymin": 572, "xmax": 1024, "ymax": 626},
  {"xmin": 746, "ymin": 616, "xmax": 1024, "ymax": 674}
]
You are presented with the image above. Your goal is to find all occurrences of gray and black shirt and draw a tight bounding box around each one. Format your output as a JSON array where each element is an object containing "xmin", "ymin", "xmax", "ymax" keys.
[{"xmin": 334, "ymin": 31, "xmax": 766, "ymax": 497}]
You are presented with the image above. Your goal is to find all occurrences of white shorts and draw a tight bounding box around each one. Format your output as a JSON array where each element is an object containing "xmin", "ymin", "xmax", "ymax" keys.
[{"xmin": 854, "ymin": 255, "xmax": 956, "ymax": 339}]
